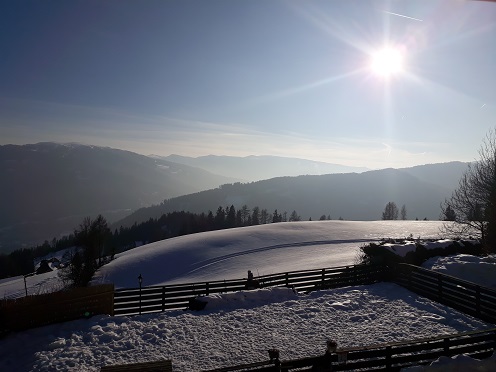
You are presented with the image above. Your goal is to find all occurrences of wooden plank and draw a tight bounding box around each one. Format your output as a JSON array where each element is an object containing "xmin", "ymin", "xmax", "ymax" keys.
[{"xmin": 100, "ymin": 360, "xmax": 172, "ymax": 372}]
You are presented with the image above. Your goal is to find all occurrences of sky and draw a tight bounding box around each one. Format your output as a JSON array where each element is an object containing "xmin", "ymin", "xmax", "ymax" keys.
[{"xmin": 1, "ymin": 0, "xmax": 495, "ymax": 169}]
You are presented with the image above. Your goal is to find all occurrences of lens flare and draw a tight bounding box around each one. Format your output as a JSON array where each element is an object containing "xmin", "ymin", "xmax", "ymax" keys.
[{"xmin": 371, "ymin": 47, "xmax": 404, "ymax": 77}]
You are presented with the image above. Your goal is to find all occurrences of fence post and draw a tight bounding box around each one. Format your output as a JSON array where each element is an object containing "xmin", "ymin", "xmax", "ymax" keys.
[
  {"xmin": 476, "ymin": 286, "xmax": 481, "ymax": 316},
  {"xmin": 407, "ymin": 266, "xmax": 412, "ymax": 288},
  {"xmin": 285, "ymin": 273, "xmax": 289, "ymax": 287},
  {"xmin": 443, "ymin": 337, "xmax": 449, "ymax": 353},
  {"xmin": 162, "ymin": 287, "xmax": 165, "ymax": 312},
  {"xmin": 437, "ymin": 273, "xmax": 443, "ymax": 300},
  {"xmin": 385, "ymin": 346, "xmax": 392, "ymax": 370},
  {"xmin": 321, "ymin": 268, "xmax": 325, "ymax": 287},
  {"xmin": 206, "ymin": 282, "xmax": 210, "ymax": 296}
]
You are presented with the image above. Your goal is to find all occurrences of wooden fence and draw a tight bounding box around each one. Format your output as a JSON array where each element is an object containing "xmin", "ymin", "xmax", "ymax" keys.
[
  {"xmin": 113, "ymin": 264, "xmax": 386, "ymax": 316},
  {"xmin": 0, "ymin": 284, "xmax": 114, "ymax": 336},
  {"xmin": 200, "ymin": 264, "xmax": 496, "ymax": 371},
  {"xmin": 392, "ymin": 263, "xmax": 496, "ymax": 324},
  {"xmin": 203, "ymin": 327, "xmax": 496, "ymax": 371}
]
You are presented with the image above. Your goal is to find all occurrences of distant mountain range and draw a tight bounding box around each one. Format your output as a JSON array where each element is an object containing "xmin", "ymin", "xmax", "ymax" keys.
[
  {"xmin": 159, "ymin": 154, "xmax": 369, "ymax": 182},
  {"xmin": 0, "ymin": 143, "xmax": 236, "ymax": 252},
  {"xmin": 115, "ymin": 162, "xmax": 469, "ymax": 229},
  {"xmin": 0, "ymin": 142, "xmax": 469, "ymax": 253}
]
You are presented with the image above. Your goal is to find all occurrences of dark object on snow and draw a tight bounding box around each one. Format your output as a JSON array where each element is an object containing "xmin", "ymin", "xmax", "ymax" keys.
[
  {"xmin": 188, "ymin": 297, "xmax": 207, "ymax": 311},
  {"xmin": 245, "ymin": 270, "xmax": 260, "ymax": 290},
  {"xmin": 311, "ymin": 339, "xmax": 338, "ymax": 371},
  {"xmin": 36, "ymin": 260, "xmax": 53, "ymax": 275},
  {"xmin": 268, "ymin": 348, "xmax": 281, "ymax": 370}
]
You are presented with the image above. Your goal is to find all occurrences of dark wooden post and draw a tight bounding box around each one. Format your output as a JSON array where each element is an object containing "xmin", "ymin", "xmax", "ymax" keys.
[
  {"xmin": 268, "ymin": 349, "xmax": 281, "ymax": 372},
  {"xmin": 385, "ymin": 346, "xmax": 392, "ymax": 370},
  {"xmin": 138, "ymin": 274, "xmax": 142, "ymax": 315},
  {"xmin": 437, "ymin": 273, "xmax": 443, "ymax": 300},
  {"xmin": 475, "ymin": 286, "xmax": 481, "ymax": 316},
  {"xmin": 443, "ymin": 337, "xmax": 449, "ymax": 353},
  {"xmin": 162, "ymin": 286, "xmax": 166, "ymax": 312},
  {"xmin": 206, "ymin": 282, "xmax": 210, "ymax": 296},
  {"xmin": 322, "ymin": 268, "xmax": 325, "ymax": 287},
  {"xmin": 285, "ymin": 272, "xmax": 289, "ymax": 287}
]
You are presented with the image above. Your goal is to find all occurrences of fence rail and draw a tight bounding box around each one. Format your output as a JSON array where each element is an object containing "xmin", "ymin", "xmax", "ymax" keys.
[
  {"xmin": 113, "ymin": 264, "xmax": 386, "ymax": 316},
  {"xmin": 203, "ymin": 327, "xmax": 496, "ymax": 371},
  {"xmin": 0, "ymin": 284, "xmax": 114, "ymax": 336},
  {"xmin": 392, "ymin": 263, "xmax": 496, "ymax": 324},
  {"xmin": 201, "ymin": 263, "xmax": 496, "ymax": 371}
]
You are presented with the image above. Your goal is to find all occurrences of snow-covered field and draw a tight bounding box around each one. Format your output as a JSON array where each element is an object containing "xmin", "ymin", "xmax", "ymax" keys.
[
  {"xmin": 2, "ymin": 220, "xmax": 446, "ymax": 298},
  {"xmin": 1, "ymin": 283, "xmax": 492, "ymax": 371},
  {"xmin": 423, "ymin": 254, "xmax": 496, "ymax": 289},
  {"xmin": 1, "ymin": 220, "xmax": 495, "ymax": 371},
  {"xmin": 94, "ymin": 220, "xmax": 447, "ymax": 288}
]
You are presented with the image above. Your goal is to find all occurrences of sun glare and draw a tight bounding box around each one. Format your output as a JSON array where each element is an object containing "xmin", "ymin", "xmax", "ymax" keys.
[{"xmin": 371, "ymin": 47, "xmax": 404, "ymax": 77}]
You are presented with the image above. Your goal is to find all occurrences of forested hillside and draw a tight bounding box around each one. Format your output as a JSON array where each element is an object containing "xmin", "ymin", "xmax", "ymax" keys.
[{"xmin": 115, "ymin": 163, "xmax": 468, "ymax": 228}]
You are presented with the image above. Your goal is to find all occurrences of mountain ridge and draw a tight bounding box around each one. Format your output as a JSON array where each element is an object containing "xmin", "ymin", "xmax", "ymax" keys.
[
  {"xmin": 114, "ymin": 162, "xmax": 468, "ymax": 229},
  {"xmin": 1, "ymin": 142, "xmax": 469, "ymax": 252},
  {"xmin": 158, "ymin": 154, "xmax": 370, "ymax": 182}
]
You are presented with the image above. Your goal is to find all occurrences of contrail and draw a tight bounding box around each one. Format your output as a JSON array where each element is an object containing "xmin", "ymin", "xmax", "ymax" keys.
[{"xmin": 383, "ymin": 10, "xmax": 423, "ymax": 22}]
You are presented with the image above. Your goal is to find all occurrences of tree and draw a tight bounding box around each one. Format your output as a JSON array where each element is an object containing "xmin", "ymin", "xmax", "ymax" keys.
[
  {"xmin": 60, "ymin": 214, "xmax": 110, "ymax": 287},
  {"xmin": 240, "ymin": 205, "xmax": 250, "ymax": 225},
  {"xmin": 226, "ymin": 205, "xmax": 236, "ymax": 228},
  {"xmin": 442, "ymin": 204, "xmax": 457, "ymax": 221},
  {"xmin": 260, "ymin": 209, "xmax": 269, "ymax": 224},
  {"xmin": 441, "ymin": 128, "xmax": 496, "ymax": 251},
  {"xmin": 401, "ymin": 205, "xmax": 407, "ymax": 220},
  {"xmin": 289, "ymin": 210, "xmax": 301, "ymax": 221},
  {"xmin": 251, "ymin": 206, "xmax": 260, "ymax": 225},
  {"xmin": 91, "ymin": 214, "xmax": 110, "ymax": 266},
  {"xmin": 382, "ymin": 202, "xmax": 399, "ymax": 220},
  {"xmin": 214, "ymin": 206, "xmax": 225, "ymax": 229}
]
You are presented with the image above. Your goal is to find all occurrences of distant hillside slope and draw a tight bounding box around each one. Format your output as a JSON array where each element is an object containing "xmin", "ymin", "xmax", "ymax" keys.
[
  {"xmin": 399, "ymin": 162, "xmax": 469, "ymax": 190},
  {"xmin": 0, "ymin": 143, "xmax": 236, "ymax": 252},
  {"xmin": 115, "ymin": 162, "xmax": 466, "ymax": 228},
  {"xmin": 159, "ymin": 154, "xmax": 369, "ymax": 182}
]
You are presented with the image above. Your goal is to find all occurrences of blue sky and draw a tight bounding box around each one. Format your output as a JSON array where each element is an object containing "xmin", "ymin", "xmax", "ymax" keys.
[{"xmin": 1, "ymin": 0, "xmax": 495, "ymax": 169}]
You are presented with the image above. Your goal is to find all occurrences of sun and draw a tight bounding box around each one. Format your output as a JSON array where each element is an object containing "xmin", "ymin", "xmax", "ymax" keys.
[{"xmin": 370, "ymin": 47, "xmax": 404, "ymax": 77}]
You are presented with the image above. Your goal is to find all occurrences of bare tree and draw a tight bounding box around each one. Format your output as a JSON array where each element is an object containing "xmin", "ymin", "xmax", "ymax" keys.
[
  {"xmin": 60, "ymin": 214, "xmax": 110, "ymax": 287},
  {"xmin": 400, "ymin": 204, "xmax": 407, "ymax": 220},
  {"xmin": 441, "ymin": 128, "xmax": 496, "ymax": 251},
  {"xmin": 382, "ymin": 202, "xmax": 399, "ymax": 220}
]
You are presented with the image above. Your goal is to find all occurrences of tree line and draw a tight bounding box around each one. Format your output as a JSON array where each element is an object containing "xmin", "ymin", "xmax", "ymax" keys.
[{"xmin": 0, "ymin": 205, "xmax": 310, "ymax": 282}]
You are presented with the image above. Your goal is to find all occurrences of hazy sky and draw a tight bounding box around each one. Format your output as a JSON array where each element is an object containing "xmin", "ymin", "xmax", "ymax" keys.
[{"xmin": 1, "ymin": 0, "xmax": 495, "ymax": 169}]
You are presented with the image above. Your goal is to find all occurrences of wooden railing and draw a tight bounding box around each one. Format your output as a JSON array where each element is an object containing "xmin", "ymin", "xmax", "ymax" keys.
[
  {"xmin": 200, "ymin": 264, "xmax": 496, "ymax": 371},
  {"xmin": 0, "ymin": 284, "xmax": 114, "ymax": 336},
  {"xmin": 113, "ymin": 264, "xmax": 386, "ymax": 316},
  {"xmin": 392, "ymin": 263, "xmax": 496, "ymax": 324},
  {"xmin": 203, "ymin": 327, "xmax": 496, "ymax": 371}
]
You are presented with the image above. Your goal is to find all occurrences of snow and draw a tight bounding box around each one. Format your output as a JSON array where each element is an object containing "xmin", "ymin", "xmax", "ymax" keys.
[
  {"xmin": 422, "ymin": 254, "xmax": 496, "ymax": 289},
  {"xmin": 1, "ymin": 221, "xmax": 446, "ymax": 298},
  {"xmin": 93, "ymin": 221, "xmax": 446, "ymax": 288},
  {"xmin": 0, "ymin": 271, "xmax": 65, "ymax": 299},
  {"xmin": 403, "ymin": 352, "xmax": 496, "ymax": 371},
  {"xmin": 2, "ymin": 220, "xmax": 494, "ymax": 371},
  {"xmin": 1, "ymin": 283, "xmax": 492, "ymax": 371},
  {"xmin": 383, "ymin": 241, "xmax": 417, "ymax": 257},
  {"xmin": 382, "ymin": 239, "xmax": 460, "ymax": 258}
]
